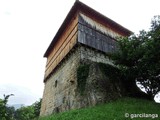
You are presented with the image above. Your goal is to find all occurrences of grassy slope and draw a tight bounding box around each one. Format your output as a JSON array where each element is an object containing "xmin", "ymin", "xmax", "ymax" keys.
[{"xmin": 39, "ymin": 98, "xmax": 160, "ymax": 120}]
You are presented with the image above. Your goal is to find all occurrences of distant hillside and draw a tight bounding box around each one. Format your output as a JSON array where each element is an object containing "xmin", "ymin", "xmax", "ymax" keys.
[
  {"xmin": 40, "ymin": 97, "xmax": 160, "ymax": 120},
  {"xmin": 9, "ymin": 104, "xmax": 24, "ymax": 110}
]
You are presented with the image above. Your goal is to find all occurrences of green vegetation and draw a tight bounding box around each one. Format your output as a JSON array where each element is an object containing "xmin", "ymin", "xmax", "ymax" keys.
[
  {"xmin": 98, "ymin": 62, "xmax": 120, "ymax": 82},
  {"xmin": 15, "ymin": 106, "xmax": 35, "ymax": 120},
  {"xmin": 0, "ymin": 94, "xmax": 14, "ymax": 120},
  {"xmin": 14, "ymin": 99, "xmax": 42, "ymax": 120},
  {"xmin": 77, "ymin": 64, "xmax": 90, "ymax": 95},
  {"xmin": 110, "ymin": 15, "xmax": 160, "ymax": 100},
  {"xmin": 0, "ymin": 94, "xmax": 41, "ymax": 120},
  {"xmin": 39, "ymin": 97, "xmax": 160, "ymax": 120}
]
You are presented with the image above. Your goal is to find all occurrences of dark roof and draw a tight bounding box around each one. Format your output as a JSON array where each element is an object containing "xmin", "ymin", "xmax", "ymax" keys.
[{"xmin": 44, "ymin": 0, "xmax": 132, "ymax": 57}]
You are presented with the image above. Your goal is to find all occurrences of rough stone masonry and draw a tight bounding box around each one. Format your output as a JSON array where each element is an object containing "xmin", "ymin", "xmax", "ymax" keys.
[{"xmin": 40, "ymin": 45, "xmax": 124, "ymax": 116}]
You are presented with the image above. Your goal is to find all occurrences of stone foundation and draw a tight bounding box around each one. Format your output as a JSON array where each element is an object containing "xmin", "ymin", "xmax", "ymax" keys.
[{"xmin": 40, "ymin": 45, "xmax": 123, "ymax": 116}]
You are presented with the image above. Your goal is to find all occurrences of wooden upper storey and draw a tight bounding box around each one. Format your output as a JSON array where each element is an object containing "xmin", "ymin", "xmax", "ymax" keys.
[
  {"xmin": 43, "ymin": 1, "xmax": 132, "ymax": 81},
  {"xmin": 44, "ymin": 1, "xmax": 132, "ymax": 58}
]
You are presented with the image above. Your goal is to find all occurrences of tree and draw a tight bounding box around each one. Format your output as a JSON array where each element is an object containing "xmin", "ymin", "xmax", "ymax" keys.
[
  {"xmin": 110, "ymin": 16, "xmax": 160, "ymax": 100},
  {"xmin": 14, "ymin": 106, "xmax": 35, "ymax": 120},
  {"xmin": 32, "ymin": 98, "xmax": 42, "ymax": 117},
  {"xmin": 0, "ymin": 94, "xmax": 14, "ymax": 120},
  {"xmin": 14, "ymin": 98, "xmax": 42, "ymax": 120},
  {"xmin": 0, "ymin": 94, "xmax": 41, "ymax": 120},
  {"xmin": 6, "ymin": 106, "xmax": 15, "ymax": 120}
]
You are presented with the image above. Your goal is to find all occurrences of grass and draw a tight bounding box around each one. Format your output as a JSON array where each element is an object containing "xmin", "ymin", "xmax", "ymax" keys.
[{"xmin": 39, "ymin": 97, "xmax": 160, "ymax": 120}]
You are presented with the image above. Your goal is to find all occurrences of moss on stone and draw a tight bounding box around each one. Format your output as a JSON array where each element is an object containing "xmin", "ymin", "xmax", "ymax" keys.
[
  {"xmin": 98, "ymin": 62, "xmax": 121, "ymax": 82},
  {"xmin": 77, "ymin": 64, "xmax": 90, "ymax": 95}
]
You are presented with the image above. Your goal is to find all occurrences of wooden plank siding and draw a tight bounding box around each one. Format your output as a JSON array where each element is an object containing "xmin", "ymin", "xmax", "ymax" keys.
[
  {"xmin": 44, "ymin": 14, "xmax": 79, "ymax": 79},
  {"xmin": 78, "ymin": 13, "xmax": 118, "ymax": 53}
]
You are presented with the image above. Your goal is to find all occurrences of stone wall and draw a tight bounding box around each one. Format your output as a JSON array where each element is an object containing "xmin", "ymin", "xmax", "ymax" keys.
[
  {"xmin": 40, "ymin": 46, "xmax": 81, "ymax": 116},
  {"xmin": 40, "ymin": 45, "xmax": 121, "ymax": 116},
  {"xmin": 79, "ymin": 45, "xmax": 113, "ymax": 65}
]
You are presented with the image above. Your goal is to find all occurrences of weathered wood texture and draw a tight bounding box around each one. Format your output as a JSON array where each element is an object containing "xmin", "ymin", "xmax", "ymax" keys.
[
  {"xmin": 78, "ymin": 13, "xmax": 118, "ymax": 53},
  {"xmin": 44, "ymin": 14, "xmax": 78, "ymax": 79}
]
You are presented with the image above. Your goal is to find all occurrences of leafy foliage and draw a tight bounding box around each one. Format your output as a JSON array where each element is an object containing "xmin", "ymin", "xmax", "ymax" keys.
[
  {"xmin": 15, "ymin": 106, "xmax": 35, "ymax": 120},
  {"xmin": 0, "ymin": 95, "xmax": 41, "ymax": 120},
  {"xmin": 6, "ymin": 106, "xmax": 15, "ymax": 120},
  {"xmin": 98, "ymin": 62, "xmax": 121, "ymax": 81},
  {"xmin": 0, "ymin": 94, "xmax": 14, "ymax": 120},
  {"xmin": 110, "ymin": 16, "xmax": 160, "ymax": 100},
  {"xmin": 32, "ymin": 98, "xmax": 42, "ymax": 117},
  {"xmin": 14, "ymin": 99, "xmax": 42, "ymax": 120},
  {"xmin": 77, "ymin": 64, "xmax": 90, "ymax": 95}
]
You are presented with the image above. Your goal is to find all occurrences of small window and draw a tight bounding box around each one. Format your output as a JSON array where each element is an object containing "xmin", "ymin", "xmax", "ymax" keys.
[{"xmin": 55, "ymin": 80, "xmax": 58, "ymax": 87}]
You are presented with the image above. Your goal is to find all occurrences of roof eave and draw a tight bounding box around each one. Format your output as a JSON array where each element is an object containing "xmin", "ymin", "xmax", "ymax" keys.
[
  {"xmin": 43, "ymin": 1, "xmax": 80, "ymax": 57},
  {"xmin": 44, "ymin": 0, "xmax": 132, "ymax": 57}
]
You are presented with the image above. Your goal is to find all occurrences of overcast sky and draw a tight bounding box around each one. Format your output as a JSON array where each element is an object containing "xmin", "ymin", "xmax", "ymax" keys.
[{"xmin": 0, "ymin": 0, "xmax": 160, "ymax": 105}]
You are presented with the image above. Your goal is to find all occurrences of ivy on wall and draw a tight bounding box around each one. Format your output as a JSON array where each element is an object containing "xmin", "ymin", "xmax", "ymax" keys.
[
  {"xmin": 98, "ymin": 62, "xmax": 121, "ymax": 82},
  {"xmin": 77, "ymin": 62, "xmax": 122, "ymax": 95},
  {"xmin": 77, "ymin": 64, "xmax": 90, "ymax": 95}
]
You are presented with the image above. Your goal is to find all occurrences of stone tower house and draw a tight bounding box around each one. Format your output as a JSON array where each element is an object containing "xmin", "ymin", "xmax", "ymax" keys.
[{"xmin": 40, "ymin": 1, "xmax": 131, "ymax": 116}]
